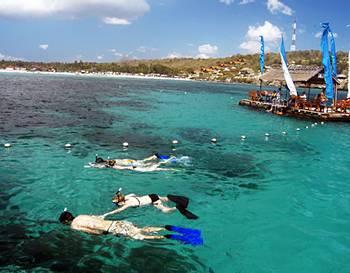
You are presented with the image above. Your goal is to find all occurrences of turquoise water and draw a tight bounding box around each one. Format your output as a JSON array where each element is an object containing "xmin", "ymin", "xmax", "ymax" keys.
[{"xmin": 1, "ymin": 73, "xmax": 350, "ymax": 272}]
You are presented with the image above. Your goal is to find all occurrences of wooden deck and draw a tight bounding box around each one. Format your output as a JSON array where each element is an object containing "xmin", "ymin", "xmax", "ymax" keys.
[{"xmin": 239, "ymin": 99, "xmax": 350, "ymax": 122}]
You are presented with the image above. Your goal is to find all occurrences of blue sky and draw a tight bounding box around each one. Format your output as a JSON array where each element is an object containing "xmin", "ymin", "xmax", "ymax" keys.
[{"xmin": 0, "ymin": 0, "xmax": 349, "ymax": 62}]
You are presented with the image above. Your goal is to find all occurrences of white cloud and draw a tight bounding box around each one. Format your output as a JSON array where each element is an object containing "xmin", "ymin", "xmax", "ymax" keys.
[
  {"xmin": 239, "ymin": 40, "xmax": 260, "ymax": 53},
  {"xmin": 165, "ymin": 52, "xmax": 191, "ymax": 59},
  {"xmin": 267, "ymin": 0, "xmax": 293, "ymax": 16},
  {"xmin": 0, "ymin": 52, "xmax": 23, "ymax": 61},
  {"xmin": 314, "ymin": 31, "xmax": 322, "ymax": 38},
  {"xmin": 137, "ymin": 46, "xmax": 147, "ymax": 53},
  {"xmin": 195, "ymin": 44, "xmax": 219, "ymax": 59},
  {"xmin": 298, "ymin": 28, "xmax": 305, "ymax": 34},
  {"xmin": 0, "ymin": 0, "xmax": 149, "ymax": 25},
  {"xmin": 136, "ymin": 46, "xmax": 158, "ymax": 53},
  {"xmin": 110, "ymin": 49, "xmax": 124, "ymax": 57},
  {"xmin": 198, "ymin": 44, "xmax": 218, "ymax": 55},
  {"xmin": 314, "ymin": 31, "xmax": 338, "ymax": 39},
  {"xmin": 196, "ymin": 53, "xmax": 210, "ymax": 59},
  {"xmin": 165, "ymin": 43, "xmax": 218, "ymax": 59},
  {"xmin": 239, "ymin": 0, "xmax": 254, "ymax": 4},
  {"xmin": 102, "ymin": 17, "xmax": 130, "ymax": 25},
  {"xmin": 240, "ymin": 21, "xmax": 282, "ymax": 53},
  {"xmin": 39, "ymin": 44, "xmax": 49, "ymax": 50},
  {"xmin": 219, "ymin": 0, "xmax": 235, "ymax": 5},
  {"xmin": 97, "ymin": 55, "xmax": 103, "ymax": 60}
]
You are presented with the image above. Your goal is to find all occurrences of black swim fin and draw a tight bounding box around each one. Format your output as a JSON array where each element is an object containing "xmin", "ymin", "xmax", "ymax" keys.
[
  {"xmin": 176, "ymin": 205, "xmax": 199, "ymax": 220},
  {"xmin": 167, "ymin": 194, "xmax": 189, "ymax": 208}
]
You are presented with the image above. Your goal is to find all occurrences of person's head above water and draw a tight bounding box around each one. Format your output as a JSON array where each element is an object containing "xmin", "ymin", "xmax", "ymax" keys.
[
  {"xmin": 112, "ymin": 188, "xmax": 125, "ymax": 205},
  {"xmin": 95, "ymin": 155, "xmax": 106, "ymax": 164},
  {"xmin": 59, "ymin": 208, "xmax": 75, "ymax": 224},
  {"xmin": 107, "ymin": 159, "xmax": 116, "ymax": 167}
]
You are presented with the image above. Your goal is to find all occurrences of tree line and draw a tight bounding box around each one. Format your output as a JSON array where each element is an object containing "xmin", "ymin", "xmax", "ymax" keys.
[{"xmin": 1, "ymin": 50, "xmax": 348, "ymax": 76}]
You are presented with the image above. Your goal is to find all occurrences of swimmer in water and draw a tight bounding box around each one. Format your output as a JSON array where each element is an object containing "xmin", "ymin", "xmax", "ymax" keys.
[
  {"xmin": 59, "ymin": 209, "xmax": 203, "ymax": 245},
  {"xmin": 101, "ymin": 189, "xmax": 198, "ymax": 220},
  {"xmin": 92, "ymin": 154, "xmax": 177, "ymax": 172}
]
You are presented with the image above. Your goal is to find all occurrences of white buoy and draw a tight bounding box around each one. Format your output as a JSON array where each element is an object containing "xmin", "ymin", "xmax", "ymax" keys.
[
  {"xmin": 172, "ymin": 140, "xmax": 178, "ymax": 145},
  {"xmin": 311, "ymin": 124, "xmax": 315, "ymax": 127},
  {"xmin": 296, "ymin": 128, "xmax": 300, "ymax": 131},
  {"xmin": 4, "ymin": 143, "xmax": 11, "ymax": 148},
  {"xmin": 321, "ymin": 121, "xmax": 324, "ymax": 125},
  {"xmin": 265, "ymin": 133, "xmax": 270, "ymax": 137},
  {"xmin": 282, "ymin": 131, "xmax": 287, "ymax": 135},
  {"xmin": 64, "ymin": 143, "xmax": 72, "ymax": 149},
  {"xmin": 314, "ymin": 122, "xmax": 318, "ymax": 126},
  {"xmin": 123, "ymin": 142, "xmax": 129, "ymax": 148},
  {"xmin": 211, "ymin": 138, "xmax": 217, "ymax": 143},
  {"xmin": 240, "ymin": 135, "xmax": 246, "ymax": 140},
  {"xmin": 306, "ymin": 126, "xmax": 309, "ymax": 129}
]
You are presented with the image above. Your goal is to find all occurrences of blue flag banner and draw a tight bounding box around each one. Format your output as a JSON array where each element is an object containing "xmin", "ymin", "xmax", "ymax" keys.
[
  {"xmin": 280, "ymin": 35, "xmax": 288, "ymax": 66},
  {"xmin": 329, "ymin": 29, "xmax": 337, "ymax": 77},
  {"xmin": 320, "ymin": 23, "xmax": 334, "ymax": 100},
  {"xmin": 259, "ymin": 36, "xmax": 264, "ymax": 74}
]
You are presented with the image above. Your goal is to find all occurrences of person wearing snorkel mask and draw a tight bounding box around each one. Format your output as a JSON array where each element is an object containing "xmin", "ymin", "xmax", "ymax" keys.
[
  {"xmin": 92, "ymin": 153, "xmax": 177, "ymax": 172},
  {"xmin": 58, "ymin": 209, "xmax": 203, "ymax": 245},
  {"xmin": 100, "ymin": 189, "xmax": 198, "ymax": 220},
  {"xmin": 94, "ymin": 153, "xmax": 176, "ymax": 167}
]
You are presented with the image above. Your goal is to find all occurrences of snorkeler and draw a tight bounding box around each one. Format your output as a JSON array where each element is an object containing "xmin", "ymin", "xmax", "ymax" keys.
[
  {"xmin": 59, "ymin": 209, "xmax": 203, "ymax": 246},
  {"xmin": 101, "ymin": 189, "xmax": 198, "ymax": 220},
  {"xmin": 90, "ymin": 153, "xmax": 183, "ymax": 172},
  {"xmin": 95, "ymin": 153, "xmax": 175, "ymax": 166}
]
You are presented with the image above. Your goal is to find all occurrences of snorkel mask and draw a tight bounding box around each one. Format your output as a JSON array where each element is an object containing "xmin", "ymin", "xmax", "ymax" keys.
[{"xmin": 112, "ymin": 188, "xmax": 125, "ymax": 206}]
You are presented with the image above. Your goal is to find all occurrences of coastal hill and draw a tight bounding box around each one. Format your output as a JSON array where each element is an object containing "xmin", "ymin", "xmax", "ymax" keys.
[{"xmin": 1, "ymin": 50, "xmax": 348, "ymax": 87}]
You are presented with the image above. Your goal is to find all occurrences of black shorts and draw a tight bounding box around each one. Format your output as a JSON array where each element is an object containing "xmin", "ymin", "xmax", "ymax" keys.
[{"xmin": 148, "ymin": 194, "xmax": 160, "ymax": 203}]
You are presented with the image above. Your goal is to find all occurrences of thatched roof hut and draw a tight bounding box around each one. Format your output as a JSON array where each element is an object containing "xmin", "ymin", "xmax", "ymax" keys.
[{"xmin": 260, "ymin": 65, "xmax": 339, "ymax": 87}]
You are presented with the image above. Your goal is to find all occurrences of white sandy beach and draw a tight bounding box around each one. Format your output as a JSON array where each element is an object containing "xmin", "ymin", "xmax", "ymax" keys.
[{"xmin": 0, "ymin": 69, "xmax": 193, "ymax": 82}]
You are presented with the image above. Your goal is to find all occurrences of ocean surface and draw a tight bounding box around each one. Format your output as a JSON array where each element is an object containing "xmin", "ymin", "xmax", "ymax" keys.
[{"xmin": 0, "ymin": 72, "xmax": 349, "ymax": 273}]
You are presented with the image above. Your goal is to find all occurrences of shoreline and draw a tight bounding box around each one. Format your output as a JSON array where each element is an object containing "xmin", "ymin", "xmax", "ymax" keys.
[
  {"xmin": 0, "ymin": 69, "xmax": 258, "ymax": 87},
  {"xmin": 0, "ymin": 69, "xmax": 193, "ymax": 82}
]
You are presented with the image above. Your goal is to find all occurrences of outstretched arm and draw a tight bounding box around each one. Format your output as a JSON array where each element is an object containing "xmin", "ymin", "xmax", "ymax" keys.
[
  {"xmin": 101, "ymin": 205, "xmax": 130, "ymax": 218},
  {"xmin": 142, "ymin": 155, "xmax": 157, "ymax": 162}
]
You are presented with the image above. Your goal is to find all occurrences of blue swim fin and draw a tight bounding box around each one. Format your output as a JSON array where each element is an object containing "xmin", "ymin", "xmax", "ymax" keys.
[
  {"xmin": 165, "ymin": 234, "xmax": 203, "ymax": 246},
  {"xmin": 165, "ymin": 225, "xmax": 201, "ymax": 236}
]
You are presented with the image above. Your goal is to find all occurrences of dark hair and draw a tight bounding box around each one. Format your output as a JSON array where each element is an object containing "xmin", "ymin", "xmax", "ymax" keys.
[
  {"xmin": 108, "ymin": 160, "xmax": 116, "ymax": 166},
  {"xmin": 112, "ymin": 192, "xmax": 125, "ymax": 205},
  {"xmin": 95, "ymin": 156, "xmax": 105, "ymax": 163},
  {"xmin": 59, "ymin": 211, "xmax": 74, "ymax": 224}
]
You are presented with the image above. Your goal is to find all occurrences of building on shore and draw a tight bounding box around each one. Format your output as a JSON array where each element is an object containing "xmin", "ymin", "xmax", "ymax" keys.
[{"xmin": 238, "ymin": 65, "xmax": 350, "ymax": 122}]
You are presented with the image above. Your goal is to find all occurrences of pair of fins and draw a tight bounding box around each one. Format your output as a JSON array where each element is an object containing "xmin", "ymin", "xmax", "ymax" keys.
[
  {"xmin": 167, "ymin": 195, "xmax": 199, "ymax": 220},
  {"xmin": 164, "ymin": 225, "xmax": 203, "ymax": 246}
]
